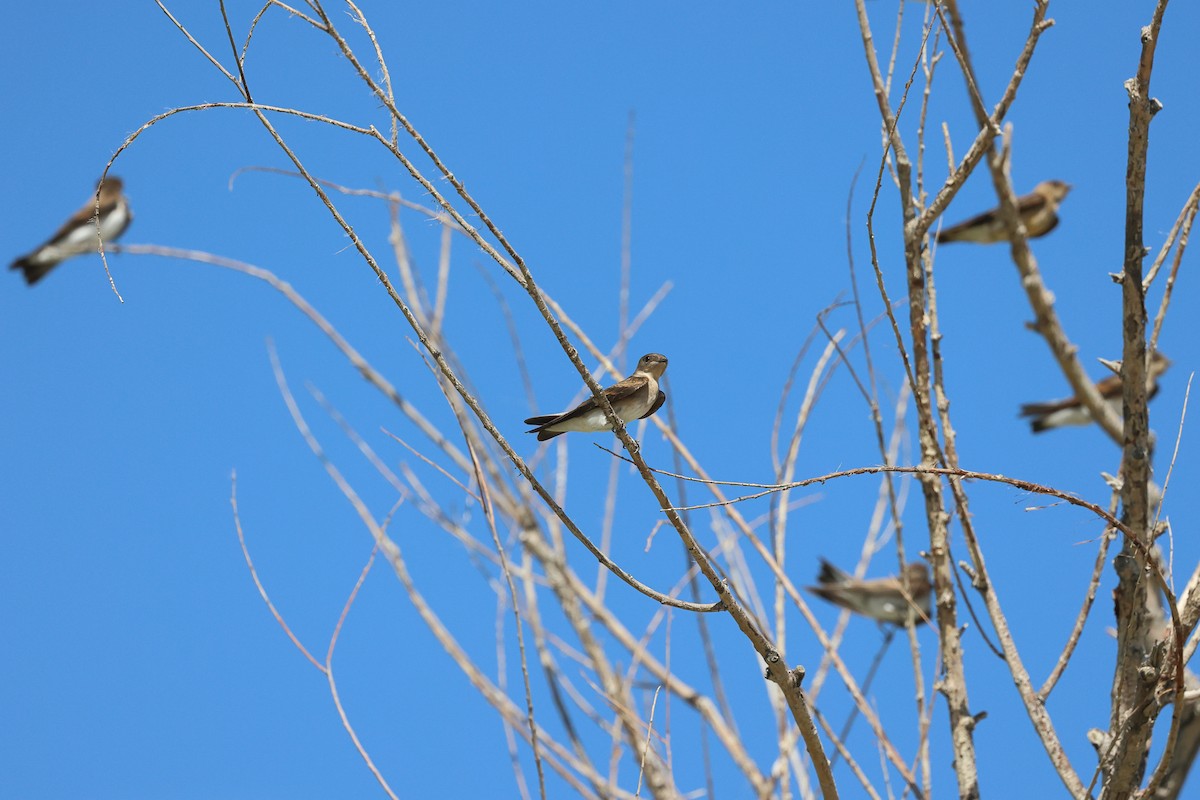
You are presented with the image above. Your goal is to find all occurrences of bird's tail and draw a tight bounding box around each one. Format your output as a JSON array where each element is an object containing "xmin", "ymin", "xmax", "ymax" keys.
[
  {"xmin": 10, "ymin": 256, "xmax": 55, "ymax": 285},
  {"xmin": 524, "ymin": 415, "xmax": 566, "ymax": 441},
  {"xmin": 815, "ymin": 558, "xmax": 851, "ymax": 586},
  {"xmin": 1018, "ymin": 403, "xmax": 1053, "ymax": 417},
  {"xmin": 805, "ymin": 584, "xmax": 838, "ymax": 604},
  {"xmin": 934, "ymin": 229, "xmax": 961, "ymax": 244},
  {"xmin": 1017, "ymin": 403, "xmax": 1054, "ymax": 434}
]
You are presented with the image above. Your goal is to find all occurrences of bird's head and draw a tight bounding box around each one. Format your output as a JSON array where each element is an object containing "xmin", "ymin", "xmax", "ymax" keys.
[
  {"xmin": 1148, "ymin": 350, "xmax": 1172, "ymax": 378},
  {"xmin": 902, "ymin": 562, "xmax": 931, "ymax": 593},
  {"xmin": 95, "ymin": 176, "xmax": 124, "ymax": 197},
  {"xmin": 1039, "ymin": 179, "xmax": 1072, "ymax": 203},
  {"xmin": 635, "ymin": 353, "xmax": 668, "ymax": 379}
]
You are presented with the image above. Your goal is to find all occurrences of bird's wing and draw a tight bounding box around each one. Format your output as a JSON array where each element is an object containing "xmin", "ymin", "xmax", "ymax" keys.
[
  {"xmin": 1021, "ymin": 371, "xmax": 1121, "ymax": 417},
  {"xmin": 42, "ymin": 195, "xmax": 123, "ymax": 248},
  {"xmin": 604, "ymin": 374, "xmax": 650, "ymax": 404},
  {"xmin": 940, "ymin": 191, "xmax": 1050, "ymax": 241},
  {"xmin": 1094, "ymin": 372, "xmax": 1123, "ymax": 400},
  {"xmin": 562, "ymin": 375, "xmax": 648, "ymax": 421},
  {"xmin": 860, "ymin": 578, "xmax": 903, "ymax": 596},
  {"xmin": 1015, "ymin": 191, "xmax": 1050, "ymax": 215},
  {"xmin": 938, "ymin": 207, "xmax": 998, "ymax": 239},
  {"xmin": 639, "ymin": 390, "xmax": 666, "ymax": 420},
  {"xmin": 1091, "ymin": 366, "xmax": 1164, "ymax": 402},
  {"xmin": 528, "ymin": 375, "xmax": 649, "ymax": 427}
]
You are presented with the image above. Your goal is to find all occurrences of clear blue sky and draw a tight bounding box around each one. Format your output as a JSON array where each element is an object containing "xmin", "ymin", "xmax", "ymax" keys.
[{"xmin": 3, "ymin": 2, "xmax": 1198, "ymax": 798}]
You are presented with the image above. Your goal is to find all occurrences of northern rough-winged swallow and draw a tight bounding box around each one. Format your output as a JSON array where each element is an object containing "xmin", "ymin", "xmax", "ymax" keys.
[
  {"xmin": 806, "ymin": 559, "xmax": 932, "ymax": 625},
  {"xmin": 10, "ymin": 177, "xmax": 133, "ymax": 285},
  {"xmin": 936, "ymin": 180, "xmax": 1071, "ymax": 245},
  {"xmin": 1019, "ymin": 351, "xmax": 1171, "ymax": 434},
  {"xmin": 525, "ymin": 353, "xmax": 668, "ymax": 441}
]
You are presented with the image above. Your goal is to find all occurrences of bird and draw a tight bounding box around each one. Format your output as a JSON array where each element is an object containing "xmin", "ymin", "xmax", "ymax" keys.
[
  {"xmin": 936, "ymin": 180, "xmax": 1071, "ymax": 245},
  {"xmin": 806, "ymin": 559, "xmax": 932, "ymax": 625},
  {"xmin": 525, "ymin": 353, "xmax": 668, "ymax": 441},
  {"xmin": 10, "ymin": 176, "xmax": 133, "ymax": 285},
  {"xmin": 1019, "ymin": 351, "xmax": 1171, "ymax": 434}
]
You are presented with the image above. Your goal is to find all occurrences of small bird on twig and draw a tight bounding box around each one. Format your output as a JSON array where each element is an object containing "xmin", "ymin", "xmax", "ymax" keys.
[
  {"xmin": 10, "ymin": 176, "xmax": 133, "ymax": 285},
  {"xmin": 525, "ymin": 353, "xmax": 668, "ymax": 441},
  {"xmin": 806, "ymin": 559, "xmax": 932, "ymax": 625},
  {"xmin": 936, "ymin": 180, "xmax": 1071, "ymax": 244},
  {"xmin": 1019, "ymin": 351, "xmax": 1171, "ymax": 434}
]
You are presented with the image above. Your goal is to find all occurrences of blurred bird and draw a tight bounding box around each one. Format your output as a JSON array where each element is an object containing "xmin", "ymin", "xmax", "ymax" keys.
[
  {"xmin": 936, "ymin": 180, "xmax": 1071, "ymax": 244},
  {"xmin": 806, "ymin": 559, "xmax": 932, "ymax": 625},
  {"xmin": 525, "ymin": 353, "xmax": 668, "ymax": 441},
  {"xmin": 1019, "ymin": 351, "xmax": 1171, "ymax": 433},
  {"xmin": 10, "ymin": 176, "xmax": 132, "ymax": 285}
]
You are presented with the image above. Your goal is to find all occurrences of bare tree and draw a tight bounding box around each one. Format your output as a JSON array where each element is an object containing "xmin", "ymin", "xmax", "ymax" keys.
[{"xmin": 86, "ymin": 1, "xmax": 1198, "ymax": 797}]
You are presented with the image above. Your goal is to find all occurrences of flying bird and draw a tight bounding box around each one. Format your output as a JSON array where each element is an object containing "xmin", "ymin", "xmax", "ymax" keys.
[
  {"xmin": 806, "ymin": 559, "xmax": 932, "ymax": 625},
  {"xmin": 936, "ymin": 180, "xmax": 1071, "ymax": 245},
  {"xmin": 1019, "ymin": 351, "xmax": 1171, "ymax": 434},
  {"xmin": 525, "ymin": 353, "xmax": 668, "ymax": 441},
  {"xmin": 10, "ymin": 176, "xmax": 133, "ymax": 285}
]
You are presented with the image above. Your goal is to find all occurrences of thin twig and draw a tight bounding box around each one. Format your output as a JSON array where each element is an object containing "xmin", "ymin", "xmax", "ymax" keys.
[{"xmin": 231, "ymin": 471, "xmax": 324, "ymax": 671}]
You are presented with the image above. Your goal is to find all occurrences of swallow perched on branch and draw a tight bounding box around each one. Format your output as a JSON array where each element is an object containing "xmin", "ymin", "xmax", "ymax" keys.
[
  {"xmin": 1019, "ymin": 351, "xmax": 1171, "ymax": 433},
  {"xmin": 10, "ymin": 176, "xmax": 133, "ymax": 285},
  {"xmin": 525, "ymin": 353, "xmax": 668, "ymax": 441},
  {"xmin": 936, "ymin": 180, "xmax": 1071, "ymax": 245},
  {"xmin": 806, "ymin": 559, "xmax": 932, "ymax": 625}
]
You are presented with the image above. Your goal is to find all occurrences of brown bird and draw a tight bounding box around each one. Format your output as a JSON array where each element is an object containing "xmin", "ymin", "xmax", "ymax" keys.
[
  {"xmin": 806, "ymin": 559, "xmax": 932, "ymax": 625},
  {"xmin": 525, "ymin": 353, "xmax": 667, "ymax": 441},
  {"xmin": 936, "ymin": 180, "xmax": 1071, "ymax": 244},
  {"xmin": 10, "ymin": 176, "xmax": 133, "ymax": 285},
  {"xmin": 1019, "ymin": 351, "xmax": 1171, "ymax": 434}
]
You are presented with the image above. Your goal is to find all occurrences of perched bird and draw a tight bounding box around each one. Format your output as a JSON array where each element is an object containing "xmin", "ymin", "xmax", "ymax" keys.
[
  {"xmin": 1019, "ymin": 351, "xmax": 1171, "ymax": 434},
  {"xmin": 10, "ymin": 176, "xmax": 133, "ymax": 285},
  {"xmin": 936, "ymin": 180, "xmax": 1071, "ymax": 244},
  {"xmin": 525, "ymin": 353, "xmax": 668, "ymax": 441},
  {"xmin": 806, "ymin": 559, "xmax": 932, "ymax": 625}
]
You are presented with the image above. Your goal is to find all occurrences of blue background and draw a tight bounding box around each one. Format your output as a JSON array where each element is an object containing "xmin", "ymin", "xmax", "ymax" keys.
[{"xmin": 2, "ymin": 2, "xmax": 1198, "ymax": 797}]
